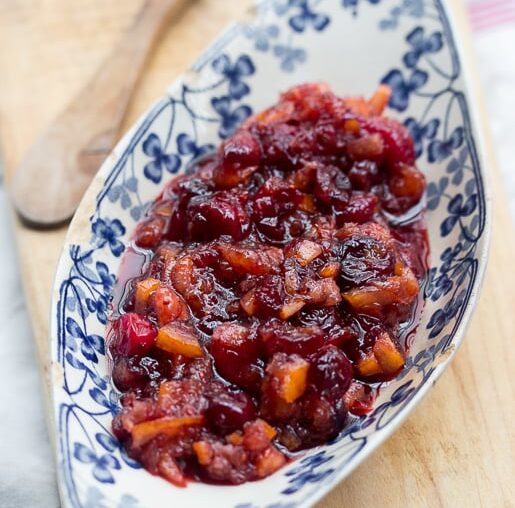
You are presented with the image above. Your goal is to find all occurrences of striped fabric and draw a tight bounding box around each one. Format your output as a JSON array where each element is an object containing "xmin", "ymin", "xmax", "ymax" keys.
[{"xmin": 468, "ymin": 0, "xmax": 515, "ymax": 32}]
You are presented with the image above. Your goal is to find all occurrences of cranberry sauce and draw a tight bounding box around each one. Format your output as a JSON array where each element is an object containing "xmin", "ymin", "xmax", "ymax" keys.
[{"xmin": 108, "ymin": 83, "xmax": 429, "ymax": 486}]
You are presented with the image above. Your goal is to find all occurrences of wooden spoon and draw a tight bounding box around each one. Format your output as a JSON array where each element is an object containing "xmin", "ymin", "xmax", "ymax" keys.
[{"xmin": 11, "ymin": 0, "xmax": 190, "ymax": 227}]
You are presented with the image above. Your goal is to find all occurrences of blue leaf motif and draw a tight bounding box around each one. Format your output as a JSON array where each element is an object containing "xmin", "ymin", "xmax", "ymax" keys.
[
  {"xmin": 273, "ymin": 44, "xmax": 306, "ymax": 72},
  {"xmin": 403, "ymin": 26, "xmax": 443, "ymax": 68},
  {"xmin": 404, "ymin": 117, "xmax": 439, "ymax": 157},
  {"xmin": 91, "ymin": 218, "xmax": 125, "ymax": 257},
  {"xmin": 96, "ymin": 432, "xmax": 118, "ymax": 453},
  {"xmin": 428, "ymin": 126, "xmax": 464, "ymax": 163},
  {"xmin": 212, "ymin": 54, "xmax": 255, "ymax": 100},
  {"xmin": 211, "ymin": 96, "xmax": 252, "ymax": 139},
  {"xmin": 288, "ymin": 0, "xmax": 330, "ymax": 33},
  {"xmin": 381, "ymin": 69, "xmax": 428, "ymax": 111},
  {"xmin": 142, "ymin": 133, "xmax": 180, "ymax": 184}
]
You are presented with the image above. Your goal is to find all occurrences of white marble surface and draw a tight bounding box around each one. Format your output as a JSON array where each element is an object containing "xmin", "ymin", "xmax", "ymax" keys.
[
  {"xmin": 0, "ymin": 9, "xmax": 513, "ymax": 508},
  {"xmin": 0, "ymin": 172, "xmax": 59, "ymax": 507}
]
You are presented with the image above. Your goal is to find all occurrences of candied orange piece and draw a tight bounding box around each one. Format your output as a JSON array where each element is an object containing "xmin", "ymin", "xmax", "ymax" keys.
[
  {"xmin": 131, "ymin": 415, "xmax": 204, "ymax": 447},
  {"xmin": 356, "ymin": 332, "xmax": 405, "ymax": 377},
  {"xmin": 255, "ymin": 447, "xmax": 286, "ymax": 478},
  {"xmin": 156, "ymin": 322, "xmax": 203, "ymax": 357},
  {"xmin": 343, "ymin": 96, "xmax": 370, "ymax": 116},
  {"xmin": 134, "ymin": 278, "xmax": 160, "ymax": 312},
  {"xmin": 226, "ymin": 431, "xmax": 244, "ymax": 446},
  {"xmin": 342, "ymin": 264, "xmax": 419, "ymax": 310},
  {"xmin": 192, "ymin": 441, "xmax": 214, "ymax": 466},
  {"xmin": 279, "ymin": 298, "xmax": 305, "ymax": 320},
  {"xmin": 273, "ymin": 356, "xmax": 309, "ymax": 403},
  {"xmin": 151, "ymin": 286, "xmax": 189, "ymax": 326},
  {"xmin": 243, "ymin": 419, "xmax": 277, "ymax": 452},
  {"xmin": 347, "ymin": 133, "xmax": 384, "ymax": 161},
  {"xmin": 373, "ymin": 332, "xmax": 405, "ymax": 374},
  {"xmin": 319, "ymin": 261, "xmax": 340, "ymax": 278},
  {"xmin": 343, "ymin": 118, "xmax": 360, "ymax": 134},
  {"xmin": 389, "ymin": 163, "xmax": 426, "ymax": 199},
  {"xmin": 368, "ymin": 84, "xmax": 391, "ymax": 116},
  {"xmin": 218, "ymin": 243, "xmax": 283, "ymax": 275},
  {"xmin": 356, "ymin": 352, "xmax": 382, "ymax": 377},
  {"xmin": 286, "ymin": 239, "xmax": 323, "ymax": 267}
]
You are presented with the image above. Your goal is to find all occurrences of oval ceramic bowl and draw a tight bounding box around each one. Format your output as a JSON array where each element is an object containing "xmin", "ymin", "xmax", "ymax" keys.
[{"xmin": 50, "ymin": 1, "xmax": 490, "ymax": 507}]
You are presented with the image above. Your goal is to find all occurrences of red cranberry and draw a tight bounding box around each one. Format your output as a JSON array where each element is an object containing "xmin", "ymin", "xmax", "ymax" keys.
[
  {"xmin": 187, "ymin": 190, "xmax": 250, "ymax": 241},
  {"xmin": 309, "ymin": 346, "xmax": 353, "ymax": 402},
  {"xmin": 334, "ymin": 193, "xmax": 378, "ymax": 225},
  {"xmin": 252, "ymin": 275, "xmax": 288, "ymax": 317},
  {"xmin": 134, "ymin": 216, "xmax": 166, "ymax": 249},
  {"xmin": 222, "ymin": 130, "xmax": 261, "ymax": 170},
  {"xmin": 259, "ymin": 320, "xmax": 326, "ymax": 358},
  {"xmin": 348, "ymin": 161, "xmax": 380, "ymax": 191},
  {"xmin": 314, "ymin": 165, "xmax": 351, "ymax": 207},
  {"xmin": 206, "ymin": 391, "xmax": 256, "ymax": 435},
  {"xmin": 365, "ymin": 117, "xmax": 415, "ymax": 166},
  {"xmin": 252, "ymin": 178, "xmax": 301, "ymax": 221},
  {"xmin": 112, "ymin": 313, "xmax": 157, "ymax": 357},
  {"xmin": 210, "ymin": 324, "xmax": 263, "ymax": 392},
  {"xmin": 295, "ymin": 308, "xmax": 356, "ymax": 347},
  {"xmin": 335, "ymin": 235, "xmax": 395, "ymax": 288}
]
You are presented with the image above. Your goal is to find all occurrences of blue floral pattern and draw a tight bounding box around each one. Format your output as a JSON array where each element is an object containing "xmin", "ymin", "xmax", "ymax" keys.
[
  {"xmin": 50, "ymin": 1, "xmax": 489, "ymax": 507},
  {"xmin": 142, "ymin": 133, "xmax": 181, "ymax": 184},
  {"xmin": 212, "ymin": 54, "xmax": 256, "ymax": 100}
]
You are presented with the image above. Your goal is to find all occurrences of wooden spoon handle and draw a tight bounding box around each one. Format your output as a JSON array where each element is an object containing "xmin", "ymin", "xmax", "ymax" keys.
[
  {"xmin": 76, "ymin": 0, "xmax": 189, "ymax": 175},
  {"xmin": 11, "ymin": 0, "xmax": 190, "ymax": 226}
]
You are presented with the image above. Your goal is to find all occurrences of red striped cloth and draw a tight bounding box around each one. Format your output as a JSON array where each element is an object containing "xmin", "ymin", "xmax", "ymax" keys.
[{"xmin": 468, "ymin": 0, "xmax": 515, "ymax": 32}]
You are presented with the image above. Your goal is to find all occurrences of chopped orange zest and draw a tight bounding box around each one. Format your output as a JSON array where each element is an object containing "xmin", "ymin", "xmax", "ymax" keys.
[
  {"xmin": 356, "ymin": 332, "xmax": 405, "ymax": 377},
  {"xmin": 131, "ymin": 415, "xmax": 204, "ymax": 448},
  {"xmin": 343, "ymin": 118, "xmax": 360, "ymax": 134},
  {"xmin": 156, "ymin": 323, "xmax": 203, "ymax": 357},
  {"xmin": 288, "ymin": 239, "xmax": 323, "ymax": 266},
  {"xmin": 279, "ymin": 298, "xmax": 305, "ymax": 320},
  {"xmin": 373, "ymin": 332, "xmax": 405, "ymax": 374},
  {"xmin": 256, "ymin": 419, "xmax": 278, "ymax": 440},
  {"xmin": 192, "ymin": 441, "xmax": 213, "ymax": 466},
  {"xmin": 276, "ymin": 359, "xmax": 309, "ymax": 403},
  {"xmin": 255, "ymin": 448, "xmax": 286, "ymax": 478},
  {"xmin": 226, "ymin": 431, "xmax": 244, "ymax": 446},
  {"xmin": 368, "ymin": 85, "xmax": 391, "ymax": 116},
  {"xmin": 347, "ymin": 133, "xmax": 384, "ymax": 160},
  {"xmin": 319, "ymin": 262, "xmax": 340, "ymax": 278},
  {"xmin": 134, "ymin": 278, "xmax": 160, "ymax": 312}
]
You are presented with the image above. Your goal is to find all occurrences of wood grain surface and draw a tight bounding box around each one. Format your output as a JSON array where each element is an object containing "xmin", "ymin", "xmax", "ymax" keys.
[{"xmin": 0, "ymin": 1, "xmax": 513, "ymax": 507}]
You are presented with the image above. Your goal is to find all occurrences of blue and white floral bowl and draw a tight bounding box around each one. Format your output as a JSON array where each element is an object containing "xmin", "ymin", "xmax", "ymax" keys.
[{"xmin": 49, "ymin": 1, "xmax": 490, "ymax": 507}]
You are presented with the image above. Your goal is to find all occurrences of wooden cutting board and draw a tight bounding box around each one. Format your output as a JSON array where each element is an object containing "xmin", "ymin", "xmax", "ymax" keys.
[{"xmin": 0, "ymin": 1, "xmax": 514, "ymax": 506}]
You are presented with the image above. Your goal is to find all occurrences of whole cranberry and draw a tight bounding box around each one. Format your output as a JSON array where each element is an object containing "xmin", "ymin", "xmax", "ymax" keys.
[
  {"xmin": 314, "ymin": 165, "xmax": 351, "ymax": 207},
  {"xmin": 111, "ymin": 313, "xmax": 157, "ymax": 357},
  {"xmin": 364, "ymin": 117, "xmax": 415, "ymax": 166},
  {"xmin": 210, "ymin": 323, "xmax": 263, "ymax": 392},
  {"xmin": 222, "ymin": 130, "xmax": 261, "ymax": 170},
  {"xmin": 335, "ymin": 235, "xmax": 395, "ymax": 288},
  {"xmin": 111, "ymin": 356, "xmax": 148, "ymax": 392},
  {"xmin": 259, "ymin": 321, "xmax": 325, "ymax": 358},
  {"xmin": 334, "ymin": 193, "xmax": 378, "ymax": 225},
  {"xmin": 206, "ymin": 391, "xmax": 256, "ymax": 435},
  {"xmin": 309, "ymin": 346, "xmax": 353, "ymax": 402},
  {"xmin": 187, "ymin": 190, "xmax": 250, "ymax": 241}
]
